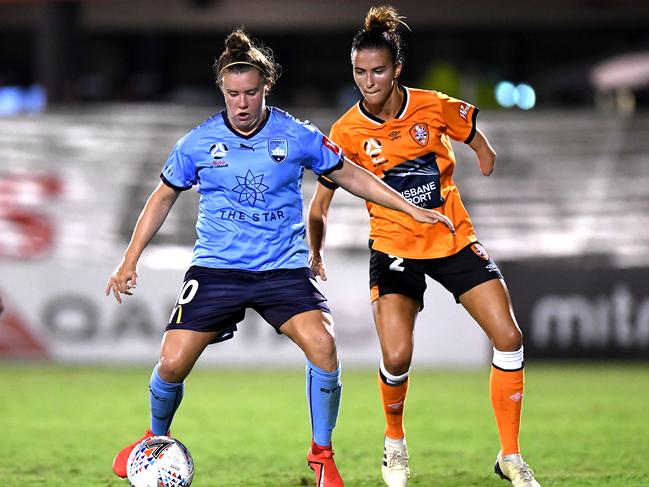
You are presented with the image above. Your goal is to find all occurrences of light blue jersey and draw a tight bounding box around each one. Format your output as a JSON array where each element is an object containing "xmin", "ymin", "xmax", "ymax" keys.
[{"xmin": 161, "ymin": 107, "xmax": 343, "ymax": 271}]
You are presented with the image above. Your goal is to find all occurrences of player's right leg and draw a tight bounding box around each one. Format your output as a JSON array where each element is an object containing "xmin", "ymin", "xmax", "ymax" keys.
[
  {"xmin": 113, "ymin": 266, "xmax": 247, "ymax": 478},
  {"xmin": 369, "ymin": 250, "xmax": 425, "ymax": 487},
  {"xmin": 372, "ymin": 293, "xmax": 419, "ymax": 487},
  {"xmin": 112, "ymin": 329, "xmax": 218, "ymax": 478}
]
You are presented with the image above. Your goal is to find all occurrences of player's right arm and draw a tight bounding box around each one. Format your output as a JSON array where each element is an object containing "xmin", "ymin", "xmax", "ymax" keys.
[
  {"xmin": 105, "ymin": 182, "xmax": 181, "ymax": 303},
  {"xmin": 308, "ymin": 181, "xmax": 336, "ymax": 281}
]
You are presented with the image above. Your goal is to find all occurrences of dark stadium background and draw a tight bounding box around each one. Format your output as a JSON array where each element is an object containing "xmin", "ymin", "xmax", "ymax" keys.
[{"xmin": 1, "ymin": 0, "xmax": 648, "ymax": 367}]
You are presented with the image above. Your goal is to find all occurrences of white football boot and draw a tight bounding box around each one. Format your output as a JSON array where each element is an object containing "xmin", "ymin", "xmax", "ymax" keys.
[
  {"xmin": 382, "ymin": 437, "xmax": 410, "ymax": 487},
  {"xmin": 494, "ymin": 451, "xmax": 541, "ymax": 487}
]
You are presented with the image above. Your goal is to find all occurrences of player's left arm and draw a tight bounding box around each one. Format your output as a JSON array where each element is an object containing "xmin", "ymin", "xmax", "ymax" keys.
[
  {"xmin": 327, "ymin": 157, "xmax": 455, "ymax": 233},
  {"xmin": 468, "ymin": 128, "xmax": 497, "ymax": 176}
]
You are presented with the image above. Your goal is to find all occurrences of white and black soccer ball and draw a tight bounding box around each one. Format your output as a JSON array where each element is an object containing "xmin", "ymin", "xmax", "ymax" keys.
[{"xmin": 127, "ymin": 435, "xmax": 194, "ymax": 487}]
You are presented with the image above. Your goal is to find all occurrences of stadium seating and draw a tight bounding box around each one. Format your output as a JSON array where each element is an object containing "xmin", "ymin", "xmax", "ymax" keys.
[{"xmin": 2, "ymin": 106, "xmax": 648, "ymax": 267}]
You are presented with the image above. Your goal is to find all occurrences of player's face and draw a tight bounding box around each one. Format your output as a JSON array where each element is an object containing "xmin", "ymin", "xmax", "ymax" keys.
[
  {"xmin": 221, "ymin": 69, "xmax": 268, "ymax": 133},
  {"xmin": 352, "ymin": 48, "xmax": 402, "ymax": 107}
]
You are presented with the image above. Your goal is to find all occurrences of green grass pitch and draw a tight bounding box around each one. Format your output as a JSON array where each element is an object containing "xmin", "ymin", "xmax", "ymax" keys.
[{"xmin": 1, "ymin": 364, "xmax": 648, "ymax": 486}]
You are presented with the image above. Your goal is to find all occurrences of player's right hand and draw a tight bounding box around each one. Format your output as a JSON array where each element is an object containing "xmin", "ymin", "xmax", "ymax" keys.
[
  {"xmin": 410, "ymin": 207, "xmax": 456, "ymax": 235},
  {"xmin": 105, "ymin": 260, "xmax": 138, "ymax": 304},
  {"xmin": 309, "ymin": 252, "xmax": 328, "ymax": 281}
]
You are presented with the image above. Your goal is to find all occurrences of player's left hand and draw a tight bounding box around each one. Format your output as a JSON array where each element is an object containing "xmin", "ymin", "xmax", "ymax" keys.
[
  {"xmin": 410, "ymin": 207, "xmax": 455, "ymax": 235},
  {"xmin": 309, "ymin": 252, "xmax": 328, "ymax": 281}
]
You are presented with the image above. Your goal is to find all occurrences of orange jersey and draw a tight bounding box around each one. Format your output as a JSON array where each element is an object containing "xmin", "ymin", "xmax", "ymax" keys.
[{"xmin": 324, "ymin": 86, "xmax": 479, "ymax": 259}]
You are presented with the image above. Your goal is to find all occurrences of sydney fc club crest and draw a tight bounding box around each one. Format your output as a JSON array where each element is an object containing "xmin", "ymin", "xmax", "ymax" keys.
[
  {"xmin": 409, "ymin": 123, "xmax": 429, "ymax": 146},
  {"xmin": 268, "ymin": 139, "xmax": 288, "ymax": 163}
]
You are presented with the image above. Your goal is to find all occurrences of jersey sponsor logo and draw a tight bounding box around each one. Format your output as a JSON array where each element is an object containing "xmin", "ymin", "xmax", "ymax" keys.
[
  {"xmin": 409, "ymin": 123, "xmax": 429, "ymax": 146},
  {"xmin": 209, "ymin": 142, "xmax": 228, "ymax": 159},
  {"xmin": 231, "ymin": 169, "xmax": 269, "ymax": 206},
  {"xmin": 268, "ymin": 138, "xmax": 288, "ymax": 163},
  {"xmin": 401, "ymin": 182, "xmax": 440, "ymax": 206},
  {"xmin": 322, "ymin": 135, "xmax": 342, "ymax": 156},
  {"xmin": 471, "ymin": 243, "xmax": 490, "ymax": 260},
  {"xmin": 363, "ymin": 138, "xmax": 386, "ymax": 165},
  {"xmin": 382, "ymin": 154, "xmax": 444, "ymax": 208},
  {"xmin": 459, "ymin": 103, "xmax": 471, "ymax": 121}
]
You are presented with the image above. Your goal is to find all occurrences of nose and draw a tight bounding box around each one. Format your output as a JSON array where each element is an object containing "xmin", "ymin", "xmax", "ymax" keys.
[
  {"xmin": 364, "ymin": 73, "xmax": 375, "ymax": 89},
  {"xmin": 237, "ymin": 95, "xmax": 248, "ymax": 109}
]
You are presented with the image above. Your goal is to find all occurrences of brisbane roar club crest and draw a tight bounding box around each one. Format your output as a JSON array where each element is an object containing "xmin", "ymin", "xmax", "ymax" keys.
[
  {"xmin": 471, "ymin": 242, "xmax": 490, "ymax": 260},
  {"xmin": 268, "ymin": 139, "xmax": 288, "ymax": 163},
  {"xmin": 409, "ymin": 123, "xmax": 429, "ymax": 146}
]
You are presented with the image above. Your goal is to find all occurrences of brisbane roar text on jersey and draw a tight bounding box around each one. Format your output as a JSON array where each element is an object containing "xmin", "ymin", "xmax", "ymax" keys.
[{"xmin": 320, "ymin": 86, "xmax": 479, "ymax": 259}]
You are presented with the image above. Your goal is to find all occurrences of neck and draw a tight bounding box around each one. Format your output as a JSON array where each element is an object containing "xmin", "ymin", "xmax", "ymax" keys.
[
  {"xmin": 363, "ymin": 83, "xmax": 403, "ymax": 121},
  {"xmin": 229, "ymin": 106, "xmax": 268, "ymax": 136}
]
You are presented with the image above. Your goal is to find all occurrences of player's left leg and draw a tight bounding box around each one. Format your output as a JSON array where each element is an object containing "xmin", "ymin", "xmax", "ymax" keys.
[
  {"xmin": 281, "ymin": 310, "xmax": 344, "ymax": 487},
  {"xmin": 460, "ymin": 279, "xmax": 541, "ymax": 487}
]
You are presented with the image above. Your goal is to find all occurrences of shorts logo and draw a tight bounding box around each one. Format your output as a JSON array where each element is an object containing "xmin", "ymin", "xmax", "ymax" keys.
[
  {"xmin": 363, "ymin": 138, "xmax": 386, "ymax": 165},
  {"xmin": 409, "ymin": 123, "xmax": 429, "ymax": 146},
  {"xmin": 459, "ymin": 103, "xmax": 471, "ymax": 121},
  {"xmin": 471, "ymin": 243, "xmax": 490, "ymax": 260},
  {"xmin": 268, "ymin": 139, "xmax": 288, "ymax": 163},
  {"xmin": 209, "ymin": 142, "xmax": 228, "ymax": 159}
]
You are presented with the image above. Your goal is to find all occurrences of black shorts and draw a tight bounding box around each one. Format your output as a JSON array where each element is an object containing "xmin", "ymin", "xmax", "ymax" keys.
[
  {"xmin": 165, "ymin": 266, "xmax": 330, "ymax": 343},
  {"xmin": 369, "ymin": 242, "xmax": 503, "ymax": 307}
]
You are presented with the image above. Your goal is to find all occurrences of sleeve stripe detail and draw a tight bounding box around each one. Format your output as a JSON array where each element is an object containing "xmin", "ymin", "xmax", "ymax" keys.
[
  {"xmin": 318, "ymin": 175, "xmax": 339, "ymax": 190},
  {"xmin": 464, "ymin": 107, "xmax": 479, "ymax": 144},
  {"xmin": 160, "ymin": 173, "xmax": 192, "ymax": 191},
  {"xmin": 319, "ymin": 158, "xmax": 344, "ymax": 176}
]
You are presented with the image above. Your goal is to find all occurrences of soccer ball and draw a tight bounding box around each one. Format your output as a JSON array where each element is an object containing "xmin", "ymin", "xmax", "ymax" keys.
[{"xmin": 127, "ymin": 435, "xmax": 194, "ymax": 487}]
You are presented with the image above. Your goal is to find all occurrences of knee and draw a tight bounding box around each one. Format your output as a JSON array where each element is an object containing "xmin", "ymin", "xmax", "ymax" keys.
[
  {"xmin": 157, "ymin": 355, "xmax": 189, "ymax": 383},
  {"xmin": 383, "ymin": 347, "xmax": 412, "ymax": 376},
  {"xmin": 493, "ymin": 327, "xmax": 523, "ymax": 351},
  {"xmin": 305, "ymin": 328, "xmax": 338, "ymax": 371}
]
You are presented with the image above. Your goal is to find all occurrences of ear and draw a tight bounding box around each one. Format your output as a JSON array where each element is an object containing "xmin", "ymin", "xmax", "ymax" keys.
[{"xmin": 394, "ymin": 62, "xmax": 403, "ymax": 79}]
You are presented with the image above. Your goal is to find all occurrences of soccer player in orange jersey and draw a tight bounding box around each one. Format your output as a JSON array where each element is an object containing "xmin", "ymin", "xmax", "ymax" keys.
[{"xmin": 308, "ymin": 6, "xmax": 541, "ymax": 487}]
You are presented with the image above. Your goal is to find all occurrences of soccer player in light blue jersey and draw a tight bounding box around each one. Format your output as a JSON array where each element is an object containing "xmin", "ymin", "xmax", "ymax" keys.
[{"xmin": 106, "ymin": 28, "xmax": 454, "ymax": 487}]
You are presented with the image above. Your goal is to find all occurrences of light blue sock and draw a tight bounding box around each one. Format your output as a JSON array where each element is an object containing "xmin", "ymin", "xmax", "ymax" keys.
[
  {"xmin": 149, "ymin": 365, "xmax": 184, "ymax": 436},
  {"xmin": 306, "ymin": 359, "xmax": 342, "ymax": 446}
]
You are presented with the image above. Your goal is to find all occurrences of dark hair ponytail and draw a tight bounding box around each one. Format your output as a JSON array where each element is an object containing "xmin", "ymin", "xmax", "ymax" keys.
[
  {"xmin": 213, "ymin": 28, "xmax": 281, "ymax": 88},
  {"xmin": 351, "ymin": 5, "xmax": 408, "ymax": 65}
]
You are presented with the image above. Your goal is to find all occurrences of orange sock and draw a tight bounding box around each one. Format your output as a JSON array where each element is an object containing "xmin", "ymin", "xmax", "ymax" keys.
[
  {"xmin": 490, "ymin": 366, "xmax": 524, "ymax": 455},
  {"xmin": 378, "ymin": 372, "xmax": 409, "ymax": 439}
]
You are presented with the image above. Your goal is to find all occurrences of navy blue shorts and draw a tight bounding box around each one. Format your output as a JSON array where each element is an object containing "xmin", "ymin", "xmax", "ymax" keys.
[
  {"xmin": 369, "ymin": 241, "xmax": 503, "ymax": 307},
  {"xmin": 165, "ymin": 266, "xmax": 330, "ymax": 343}
]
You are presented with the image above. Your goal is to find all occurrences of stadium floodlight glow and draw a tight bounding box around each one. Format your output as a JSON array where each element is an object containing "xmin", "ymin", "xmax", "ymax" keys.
[
  {"xmin": 513, "ymin": 83, "xmax": 536, "ymax": 110},
  {"xmin": 495, "ymin": 81, "xmax": 516, "ymax": 108},
  {"xmin": 0, "ymin": 86, "xmax": 22, "ymax": 115}
]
